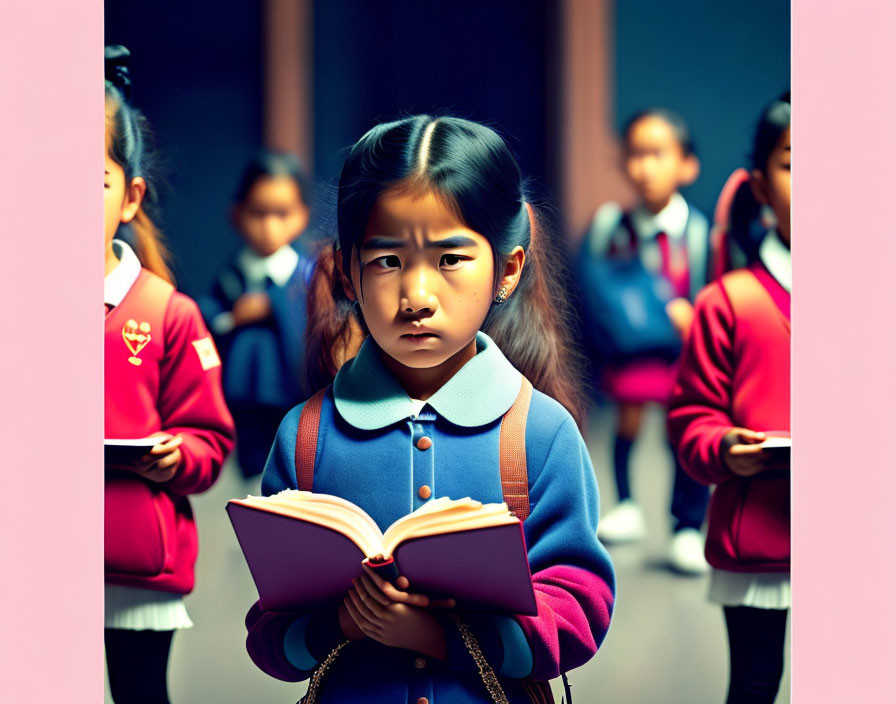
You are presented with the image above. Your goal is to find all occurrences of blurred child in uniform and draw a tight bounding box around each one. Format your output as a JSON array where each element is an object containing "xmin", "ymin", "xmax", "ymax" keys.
[
  {"xmin": 201, "ymin": 152, "xmax": 314, "ymax": 481},
  {"xmin": 580, "ymin": 108, "xmax": 710, "ymax": 573}
]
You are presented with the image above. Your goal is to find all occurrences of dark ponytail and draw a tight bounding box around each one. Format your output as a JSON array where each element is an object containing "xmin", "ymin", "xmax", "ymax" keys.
[
  {"xmin": 729, "ymin": 91, "xmax": 791, "ymax": 259},
  {"xmin": 104, "ymin": 45, "xmax": 173, "ymax": 284},
  {"xmin": 304, "ymin": 116, "xmax": 589, "ymax": 426},
  {"xmin": 303, "ymin": 243, "xmax": 364, "ymax": 394}
]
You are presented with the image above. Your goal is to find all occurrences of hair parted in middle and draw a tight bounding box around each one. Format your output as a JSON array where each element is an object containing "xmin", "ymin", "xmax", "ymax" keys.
[{"xmin": 305, "ymin": 115, "xmax": 588, "ymax": 426}]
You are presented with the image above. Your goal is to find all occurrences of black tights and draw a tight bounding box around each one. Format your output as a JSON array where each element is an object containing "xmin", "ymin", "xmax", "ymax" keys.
[
  {"xmin": 723, "ymin": 606, "xmax": 788, "ymax": 704},
  {"xmin": 105, "ymin": 629, "xmax": 173, "ymax": 704}
]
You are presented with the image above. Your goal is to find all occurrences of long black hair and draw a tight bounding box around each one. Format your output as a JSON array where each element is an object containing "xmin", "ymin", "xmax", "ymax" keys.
[
  {"xmin": 104, "ymin": 45, "xmax": 172, "ymax": 283},
  {"xmin": 306, "ymin": 115, "xmax": 588, "ymax": 425},
  {"xmin": 730, "ymin": 91, "xmax": 791, "ymax": 256}
]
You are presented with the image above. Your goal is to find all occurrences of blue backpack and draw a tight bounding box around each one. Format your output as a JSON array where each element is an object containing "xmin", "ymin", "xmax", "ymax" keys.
[{"xmin": 577, "ymin": 202, "xmax": 708, "ymax": 364}]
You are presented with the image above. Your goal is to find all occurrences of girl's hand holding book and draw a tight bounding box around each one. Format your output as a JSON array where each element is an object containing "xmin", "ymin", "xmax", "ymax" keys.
[
  {"xmin": 722, "ymin": 428, "xmax": 774, "ymax": 476},
  {"xmin": 341, "ymin": 563, "xmax": 453, "ymax": 659},
  {"xmin": 131, "ymin": 434, "xmax": 184, "ymax": 483}
]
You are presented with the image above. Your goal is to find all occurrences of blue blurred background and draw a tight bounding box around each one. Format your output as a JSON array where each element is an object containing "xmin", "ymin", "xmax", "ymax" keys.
[{"xmin": 105, "ymin": 0, "xmax": 788, "ymax": 298}]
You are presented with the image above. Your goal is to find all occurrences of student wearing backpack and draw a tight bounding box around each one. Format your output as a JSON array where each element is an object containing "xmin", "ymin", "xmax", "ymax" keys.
[
  {"xmin": 243, "ymin": 115, "xmax": 615, "ymax": 703},
  {"xmin": 579, "ymin": 108, "xmax": 710, "ymax": 574},
  {"xmin": 667, "ymin": 92, "xmax": 791, "ymax": 704}
]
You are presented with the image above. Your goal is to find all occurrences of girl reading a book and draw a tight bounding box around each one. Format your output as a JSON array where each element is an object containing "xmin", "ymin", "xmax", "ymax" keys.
[
  {"xmin": 104, "ymin": 46, "xmax": 235, "ymax": 704},
  {"xmin": 667, "ymin": 92, "xmax": 791, "ymax": 704},
  {"xmin": 245, "ymin": 116, "xmax": 616, "ymax": 703}
]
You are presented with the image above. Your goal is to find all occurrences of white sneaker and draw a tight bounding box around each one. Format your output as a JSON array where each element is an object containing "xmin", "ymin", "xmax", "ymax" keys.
[
  {"xmin": 597, "ymin": 500, "xmax": 647, "ymax": 544},
  {"xmin": 668, "ymin": 528, "xmax": 710, "ymax": 575}
]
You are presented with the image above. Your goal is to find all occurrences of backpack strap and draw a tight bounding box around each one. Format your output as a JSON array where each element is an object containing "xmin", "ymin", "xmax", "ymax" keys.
[
  {"xmin": 583, "ymin": 202, "xmax": 626, "ymax": 258},
  {"xmin": 500, "ymin": 377, "xmax": 534, "ymax": 520},
  {"xmin": 683, "ymin": 206, "xmax": 710, "ymax": 301},
  {"xmin": 292, "ymin": 377, "xmax": 535, "ymax": 518},
  {"xmin": 295, "ymin": 387, "xmax": 327, "ymax": 491}
]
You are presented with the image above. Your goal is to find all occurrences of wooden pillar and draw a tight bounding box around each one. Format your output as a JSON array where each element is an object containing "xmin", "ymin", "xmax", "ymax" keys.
[
  {"xmin": 558, "ymin": 0, "xmax": 632, "ymax": 243},
  {"xmin": 264, "ymin": 0, "xmax": 313, "ymax": 173}
]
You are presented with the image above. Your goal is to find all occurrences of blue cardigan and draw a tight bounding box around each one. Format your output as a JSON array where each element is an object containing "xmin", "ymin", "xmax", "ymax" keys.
[{"xmin": 246, "ymin": 333, "xmax": 616, "ymax": 703}]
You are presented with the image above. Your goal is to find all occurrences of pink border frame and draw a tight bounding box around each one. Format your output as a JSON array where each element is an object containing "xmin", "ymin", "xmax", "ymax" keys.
[{"xmin": 2, "ymin": 1, "xmax": 892, "ymax": 699}]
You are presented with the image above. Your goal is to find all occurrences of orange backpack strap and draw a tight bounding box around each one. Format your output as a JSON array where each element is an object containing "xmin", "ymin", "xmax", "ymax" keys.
[
  {"xmin": 500, "ymin": 377, "xmax": 534, "ymax": 521},
  {"xmin": 295, "ymin": 388, "xmax": 327, "ymax": 491},
  {"xmin": 292, "ymin": 378, "xmax": 535, "ymax": 519}
]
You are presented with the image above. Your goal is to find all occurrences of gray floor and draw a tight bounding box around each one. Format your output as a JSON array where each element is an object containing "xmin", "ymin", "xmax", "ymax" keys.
[{"xmin": 105, "ymin": 404, "xmax": 790, "ymax": 703}]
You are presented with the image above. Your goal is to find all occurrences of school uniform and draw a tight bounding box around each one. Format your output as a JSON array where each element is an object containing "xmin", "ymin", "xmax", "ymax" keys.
[
  {"xmin": 584, "ymin": 192, "xmax": 709, "ymax": 404},
  {"xmin": 200, "ymin": 244, "xmax": 313, "ymax": 478},
  {"xmin": 583, "ymin": 193, "xmax": 710, "ymax": 536},
  {"xmin": 245, "ymin": 332, "xmax": 616, "ymax": 703},
  {"xmin": 667, "ymin": 231, "xmax": 791, "ymax": 701},
  {"xmin": 105, "ymin": 240, "xmax": 235, "ymax": 615}
]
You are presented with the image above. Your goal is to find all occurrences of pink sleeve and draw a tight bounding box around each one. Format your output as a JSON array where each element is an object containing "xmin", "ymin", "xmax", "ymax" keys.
[
  {"xmin": 667, "ymin": 283, "xmax": 737, "ymax": 485},
  {"xmin": 157, "ymin": 292, "xmax": 235, "ymax": 496}
]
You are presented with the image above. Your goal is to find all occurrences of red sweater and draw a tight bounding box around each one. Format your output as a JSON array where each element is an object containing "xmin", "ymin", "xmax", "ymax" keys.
[
  {"xmin": 105, "ymin": 269, "xmax": 235, "ymax": 593},
  {"xmin": 667, "ymin": 262, "xmax": 790, "ymax": 572}
]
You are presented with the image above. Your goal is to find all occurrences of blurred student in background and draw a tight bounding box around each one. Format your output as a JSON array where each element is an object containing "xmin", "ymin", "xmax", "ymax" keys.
[
  {"xmin": 668, "ymin": 92, "xmax": 791, "ymax": 704},
  {"xmin": 104, "ymin": 46, "xmax": 234, "ymax": 704},
  {"xmin": 201, "ymin": 152, "xmax": 315, "ymax": 482},
  {"xmin": 578, "ymin": 108, "xmax": 710, "ymax": 574}
]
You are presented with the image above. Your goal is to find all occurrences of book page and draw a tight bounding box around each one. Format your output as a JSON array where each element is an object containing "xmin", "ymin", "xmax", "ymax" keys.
[
  {"xmin": 235, "ymin": 491, "xmax": 385, "ymax": 557},
  {"xmin": 104, "ymin": 433, "xmax": 172, "ymax": 447},
  {"xmin": 382, "ymin": 497, "xmax": 518, "ymax": 556},
  {"xmin": 759, "ymin": 437, "xmax": 791, "ymax": 449}
]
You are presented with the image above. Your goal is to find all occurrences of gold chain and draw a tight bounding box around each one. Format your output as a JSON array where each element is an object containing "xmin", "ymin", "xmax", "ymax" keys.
[
  {"xmin": 300, "ymin": 640, "xmax": 349, "ymax": 704},
  {"xmin": 450, "ymin": 613, "xmax": 510, "ymax": 704}
]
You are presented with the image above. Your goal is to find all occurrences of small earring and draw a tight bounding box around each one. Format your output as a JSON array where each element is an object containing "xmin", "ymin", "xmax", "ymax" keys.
[{"xmin": 494, "ymin": 286, "xmax": 509, "ymax": 304}]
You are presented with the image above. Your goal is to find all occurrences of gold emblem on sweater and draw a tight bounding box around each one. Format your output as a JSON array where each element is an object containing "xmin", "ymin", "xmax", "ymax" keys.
[{"xmin": 123, "ymin": 319, "xmax": 151, "ymax": 366}]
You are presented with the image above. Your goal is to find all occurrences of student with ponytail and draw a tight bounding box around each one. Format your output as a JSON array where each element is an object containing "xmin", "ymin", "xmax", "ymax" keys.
[
  {"xmin": 668, "ymin": 92, "xmax": 791, "ymax": 704},
  {"xmin": 244, "ymin": 115, "xmax": 615, "ymax": 703},
  {"xmin": 104, "ymin": 46, "xmax": 234, "ymax": 704}
]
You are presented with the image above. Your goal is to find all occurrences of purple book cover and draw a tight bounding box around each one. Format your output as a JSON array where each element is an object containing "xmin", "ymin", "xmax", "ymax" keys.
[{"xmin": 226, "ymin": 502, "xmax": 537, "ymax": 615}]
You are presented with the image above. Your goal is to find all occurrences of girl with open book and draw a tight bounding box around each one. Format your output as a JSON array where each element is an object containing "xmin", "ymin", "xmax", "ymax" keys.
[
  {"xmin": 103, "ymin": 46, "xmax": 234, "ymax": 704},
  {"xmin": 667, "ymin": 92, "xmax": 791, "ymax": 704},
  {"xmin": 245, "ymin": 116, "xmax": 616, "ymax": 703}
]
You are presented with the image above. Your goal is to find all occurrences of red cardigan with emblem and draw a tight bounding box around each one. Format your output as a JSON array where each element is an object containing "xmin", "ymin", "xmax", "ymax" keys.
[
  {"xmin": 667, "ymin": 261, "xmax": 790, "ymax": 572},
  {"xmin": 105, "ymin": 269, "xmax": 235, "ymax": 594}
]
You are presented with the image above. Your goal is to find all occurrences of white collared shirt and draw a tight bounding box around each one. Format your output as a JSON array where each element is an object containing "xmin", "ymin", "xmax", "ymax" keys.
[
  {"xmin": 628, "ymin": 192, "xmax": 689, "ymax": 273},
  {"xmin": 758, "ymin": 230, "xmax": 792, "ymax": 293},
  {"xmin": 236, "ymin": 244, "xmax": 300, "ymax": 292},
  {"xmin": 105, "ymin": 240, "xmax": 143, "ymax": 308},
  {"xmin": 629, "ymin": 191, "xmax": 690, "ymax": 242}
]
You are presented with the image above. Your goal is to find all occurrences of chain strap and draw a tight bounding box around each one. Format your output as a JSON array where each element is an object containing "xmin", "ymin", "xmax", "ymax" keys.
[
  {"xmin": 450, "ymin": 613, "xmax": 510, "ymax": 704},
  {"xmin": 299, "ymin": 640, "xmax": 350, "ymax": 704}
]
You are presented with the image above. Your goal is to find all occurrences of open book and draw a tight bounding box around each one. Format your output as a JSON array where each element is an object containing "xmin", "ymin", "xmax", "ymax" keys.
[
  {"xmin": 104, "ymin": 434, "xmax": 172, "ymax": 466},
  {"xmin": 226, "ymin": 491, "xmax": 537, "ymax": 615}
]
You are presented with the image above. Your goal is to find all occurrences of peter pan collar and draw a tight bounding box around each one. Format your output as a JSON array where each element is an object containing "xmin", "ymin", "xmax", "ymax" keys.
[
  {"xmin": 332, "ymin": 331, "xmax": 523, "ymax": 430},
  {"xmin": 758, "ymin": 230, "xmax": 791, "ymax": 293},
  {"xmin": 104, "ymin": 239, "xmax": 143, "ymax": 307}
]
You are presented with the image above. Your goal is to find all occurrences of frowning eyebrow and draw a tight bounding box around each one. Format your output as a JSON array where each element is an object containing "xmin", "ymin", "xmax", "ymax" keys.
[{"xmin": 361, "ymin": 235, "xmax": 477, "ymax": 250}]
